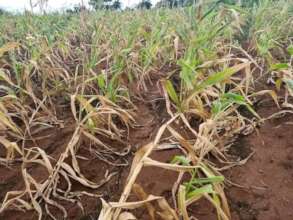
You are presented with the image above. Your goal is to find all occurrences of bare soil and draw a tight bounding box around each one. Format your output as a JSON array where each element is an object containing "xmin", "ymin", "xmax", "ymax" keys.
[{"xmin": 227, "ymin": 103, "xmax": 293, "ymax": 220}]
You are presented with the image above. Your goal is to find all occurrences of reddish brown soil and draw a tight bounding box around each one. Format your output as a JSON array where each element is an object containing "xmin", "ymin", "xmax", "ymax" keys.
[
  {"xmin": 226, "ymin": 103, "xmax": 293, "ymax": 220},
  {"xmin": 127, "ymin": 102, "xmax": 293, "ymax": 220}
]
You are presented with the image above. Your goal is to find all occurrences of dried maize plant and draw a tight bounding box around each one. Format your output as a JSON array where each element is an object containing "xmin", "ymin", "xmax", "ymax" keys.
[
  {"xmin": 0, "ymin": 26, "xmax": 136, "ymax": 219},
  {"xmin": 98, "ymin": 59, "xmax": 258, "ymax": 220},
  {"xmin": 0, "ymin": 1, "xmax": 292, "ymax": 220}
]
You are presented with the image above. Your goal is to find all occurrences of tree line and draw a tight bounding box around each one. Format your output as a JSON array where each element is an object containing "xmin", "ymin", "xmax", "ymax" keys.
[
  {"xmin": 87, "ymin": 0, "xmax": 260, "ymax": 11},
  {"xmin": 0, "ymin": 0, "xmax": 262, "ymax": 15}
]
